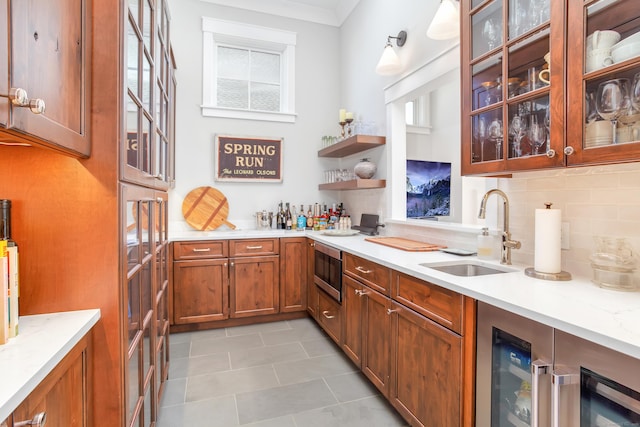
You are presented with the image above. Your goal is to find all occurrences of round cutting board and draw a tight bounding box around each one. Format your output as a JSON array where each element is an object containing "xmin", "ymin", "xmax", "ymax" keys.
[{"xmin": 182, "ymin": 186, "xmax": 236, "ymax": 231}]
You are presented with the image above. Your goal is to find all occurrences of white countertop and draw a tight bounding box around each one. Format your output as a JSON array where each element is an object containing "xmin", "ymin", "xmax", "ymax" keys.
[
  {"xmin": 0, "ymin": 309, "xmax": 101, "ymax": 422},
  {"xmin": 171, "ymin": 229, "xmax": 640, "ymax": 360}
]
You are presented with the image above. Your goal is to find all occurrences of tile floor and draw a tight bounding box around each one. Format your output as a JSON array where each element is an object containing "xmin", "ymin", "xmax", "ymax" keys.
[{"xmin": 158, "ymin": 317, "xmax": 409, "ymax": 427}]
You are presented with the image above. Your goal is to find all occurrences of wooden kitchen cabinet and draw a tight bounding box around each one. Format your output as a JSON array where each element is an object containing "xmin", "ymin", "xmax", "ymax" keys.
[
  {"xmin": 279, "ymin": 237, "xmax": 307, "ymax": 313},
  {"xmin": 306, "ymin": 239, "xmax": 318, "ymax": 319},
  {"xmin": 461, "ymin": 0, "xmax": 640, "ymax": 175},
  {"xmin": 0, "ymin": 0, "xmax": 91, "ymax": 157},
  {"xmin": 317, "ymin": 288, "xmax": 342, "ymax": 344},
  {"xmin": 172, "ymin": 240, "xmax": 228, "ymax": 324},
  {"xmin": 10, "ymin": 333, "xmax": 90, "ymax": 427}
]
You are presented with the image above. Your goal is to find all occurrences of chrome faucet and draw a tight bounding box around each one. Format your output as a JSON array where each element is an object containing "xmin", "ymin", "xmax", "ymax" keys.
[{"xmin": 478, "ymin": 189, "xmax": 521, "ymax": 265}]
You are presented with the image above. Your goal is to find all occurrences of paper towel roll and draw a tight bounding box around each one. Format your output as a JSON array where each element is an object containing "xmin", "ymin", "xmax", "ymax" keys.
[{"xmin": 534, "ymin": 207, "xmax": 562, "ymax": 273}]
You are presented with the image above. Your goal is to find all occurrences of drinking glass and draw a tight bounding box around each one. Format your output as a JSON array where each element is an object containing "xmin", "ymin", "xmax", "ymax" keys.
[
  {"xmin": 483, "ymin": 19, "xmax": 499, "ymax": 50},
  {"xmin": 631, "ymin": 72, "xmax": 640, "ymax": 110},
  {"xmin": 595, "ymin": 79, "xmax": 629, "ymax": 145},
  {"xmin": 529, "ymin": 114, "xmax": 547, "ymax": 154},
  {"xmin": 488, "ymin": 118, "xmax": 504, "ymax": 159},
  {"xmin": 509, "ymin": 114, "xmax": 527, "ymax": 157}
]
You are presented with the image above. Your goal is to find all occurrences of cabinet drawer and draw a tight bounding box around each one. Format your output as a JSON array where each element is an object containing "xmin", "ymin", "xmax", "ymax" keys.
[
  {"xmin": 317, "ymin": 288, "xmax": 342, "ymax": 344},
  {"xmin": 392, "ymin": 272, "xmax": 464, "ymax": 334},
  {"xmin": 343, "ymin": 253, "xmax": 391, "ymax": 295},
  {"xmin": 230, "ymin": 239, "xmax": 279, "ymax": 257},
  {"xmin": 173, "ymin": 240, "xmax": 228, "ymax": 260}
]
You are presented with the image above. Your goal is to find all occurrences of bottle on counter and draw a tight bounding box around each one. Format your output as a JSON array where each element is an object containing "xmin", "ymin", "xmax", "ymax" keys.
[
  {"xmin": 291, "ymin": 205, "xmax": 297, "ymax": 230},
  {"xmin": 285, "ymin": 202, "xmax": 292, "ymax": 230},
  {"xmin": 477, "ymin": 227, "xmax": 494, "ymax": 260},
  {"xmin": 297, "ymin": 205, "xmax": 307, "ymax": 230},
  {"xmin": 0, "ymin": 199, "xmax": 18, "ymax": 339},
  {"xmin": 306, "ymin": 205, "xmax": 314, "ymax": 230}
]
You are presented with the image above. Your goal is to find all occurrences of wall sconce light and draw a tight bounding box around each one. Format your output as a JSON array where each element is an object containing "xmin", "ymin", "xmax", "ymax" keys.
[
  {"xmin": 375, "ymin": 31, "xmax": 408, "ymax": 76},
  {"xmin": 427, "ymin": 0, "xmax": 460, "ymax": 40}
]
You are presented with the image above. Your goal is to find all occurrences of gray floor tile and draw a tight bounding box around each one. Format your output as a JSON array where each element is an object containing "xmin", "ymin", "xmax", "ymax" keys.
[
  {"xmin": 169, "ymin": 340, "xmax": 190, "ymax": 360},
  {"xmin": 239, "ymin": 415, "xmax": 296, "ymax": 427},
  {"xmin": 160, "ymin": 377, "xmax": 187, "ymax": 407},
  {"xmin": 236, "ymin": 379, "xmax": 337, "ymax": 425},
  {"xmin": 189, "ymin": 327, "xmax": 228, "ymax": 341},
  {"xmin": 157, "ymin": 395, "xmax": 238, "ymax": 427},
  {"xmin": 169, "ymin": 352, "xmax": 231, "ymax": 379},
  {"xmin": 292, "ymin": 395, "xmax": 409, "ymax": 427},
  {"xmin": 324, "ymin": 372, "xmax": 380, "ymax": 402},
  {"xmin": 230, "ymin": 341, "xmax": 307, "ymax": 369},
  {"xmin": 190, "ymin": 333, "xmax": 264, "ymax": 357},
  {"xmin": 274, "ymin": 353, "xmax": 358, "ymax": 385},
  {"xmin": 261, "ymin": 321, "xmax": 326, "ymax": 345},
  {"xmin": 300, "ymin": 337, "xmax": 340, "ymax": 357},
  {"xmin": 186, "ymin": 364, "xmax": 279, "ymax": 402},
  {"xmin": 225, "ymin": 320, "xmax": 293, "ymax": 337}
]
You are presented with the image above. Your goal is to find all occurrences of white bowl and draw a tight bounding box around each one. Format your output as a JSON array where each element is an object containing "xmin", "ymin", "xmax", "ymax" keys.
[
  {"xmin": 614, "ymin": 30, "xmax": 640, "ymax": 49},
  {"xmin": 611, "ymin": 41, "xmax": 640, "ymax": 63}
]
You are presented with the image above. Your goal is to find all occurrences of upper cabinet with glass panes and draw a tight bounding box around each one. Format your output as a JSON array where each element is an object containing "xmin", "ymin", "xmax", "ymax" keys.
[{"xmin": 461, "ymin": 0, "xmax": 640, "ymax": 175}]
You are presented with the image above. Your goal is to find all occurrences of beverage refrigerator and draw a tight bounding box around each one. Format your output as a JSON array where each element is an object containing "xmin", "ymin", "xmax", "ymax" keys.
[{"xmin": 476, "ymin": 301, "xmax": 640, "ymax": 426}]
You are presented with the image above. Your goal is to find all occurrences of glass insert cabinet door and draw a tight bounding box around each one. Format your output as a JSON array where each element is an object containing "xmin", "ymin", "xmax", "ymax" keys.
[
  {"xmin": 567, "ymin": 0, "xmax": 640, "ymax": 165},
  {"xmin": 462, "ymin": 0, "xmax": 563, "ymax": 175}
]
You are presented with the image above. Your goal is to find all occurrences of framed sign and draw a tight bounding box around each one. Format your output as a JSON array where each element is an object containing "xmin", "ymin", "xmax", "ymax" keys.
[{"xmin": 215, "ymin": 135, "xmax": 283, "ymax": 182}]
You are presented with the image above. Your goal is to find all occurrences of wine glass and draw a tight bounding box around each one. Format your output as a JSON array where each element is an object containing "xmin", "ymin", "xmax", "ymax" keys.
[
  {"xmin": 483, "ymin": 19, "xmax": 499, "ymax": 50},
  {"xmin": 529, "ymin": 114, "xmax": 547, "ymax": 154},
  {"xmin": 488, "ymin": 118, "xmax": 504, "ymax": 160},
  {"xmin": 617, "ymin": 97, "xmax": 640, "ymax": 143},
  {"xmin": 631, "ymin": 72, "xmax": 640, "ymax": 110},
  {"xmin": 595, "ymin": 79, "xmax": 629, "ymax": 145},
  {"xmin": 474, "ymin": 116, "xmax": 487, "ymax": 162},
  {"xmin": 509, "ymin": 114, "xmax": 527, "ymax": 157}
]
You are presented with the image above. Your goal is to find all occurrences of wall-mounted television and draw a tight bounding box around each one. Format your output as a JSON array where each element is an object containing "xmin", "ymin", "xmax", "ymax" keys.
[{"xmin": 406, "ymin": 160, "xmax": 451, "ymax": 219}]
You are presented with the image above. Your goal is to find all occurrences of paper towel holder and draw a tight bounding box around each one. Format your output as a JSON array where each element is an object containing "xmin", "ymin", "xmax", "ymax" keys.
[
  {"xmin": 524, "ymin": 267, "xmax": 572, "ymax": 281},
  {"xmin": 525, "ymin": 202, "xmax": 572, "ymax": 281}
]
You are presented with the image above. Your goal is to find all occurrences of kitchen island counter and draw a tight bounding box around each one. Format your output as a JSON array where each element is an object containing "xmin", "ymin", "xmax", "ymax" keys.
[{"xmin": 170, "ymin": 229, "xmax": 640, "ymax": 360}]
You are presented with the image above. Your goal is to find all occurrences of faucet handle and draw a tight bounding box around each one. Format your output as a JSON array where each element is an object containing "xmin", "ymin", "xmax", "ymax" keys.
[{"xmin": 505, "ymin": 239, "xmax": 521, "ymax": 250}]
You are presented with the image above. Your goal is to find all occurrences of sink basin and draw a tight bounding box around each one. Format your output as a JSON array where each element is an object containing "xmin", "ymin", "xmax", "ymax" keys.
[{"xmin": 420, "ymin": 261, "xmax": 516, "ymax": 277}]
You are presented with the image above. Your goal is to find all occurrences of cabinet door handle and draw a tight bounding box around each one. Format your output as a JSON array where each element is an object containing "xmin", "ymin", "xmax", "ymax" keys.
[
  {"xmin": 192, "ymin": 248, "xmax": 211, "ymax": 252},
  {"xmin": 531, "ymin": 359, "xmax": 551, "ymax": 427},
  {"xmin": 322, "ymin": 310, "xmax": 335, "ymax": 319},
  {"xmin": 546, "ymin": 149, "xmax": 556, "ymax": 158},
  {"xmin": 563, "ymin": 146, "xmax": 575, "ymax": 156},
  {"xmin": 1, "ymin": 87, "xmax": 28, "ymax": 105},
  {"xmin": 355, "ymin": 266, "xmax": 372, "ymax": 274},
  {"xmin": 355, "ymin": 289, "xmax": 368, "ymax": 297},
  {"xmin": 14, "ymin": 412, "xmax": 46, "ymax": 427},
  {"xmin": 245, "ymin": 245, "xmax": 263, "ymax": 250},
  {"xmin": 386, "ymin": 308, "xmax": 397, "ymax": 315},
  {"xmin": 551, "ymin": 369, "xmax": 579, "ymax": 427}
]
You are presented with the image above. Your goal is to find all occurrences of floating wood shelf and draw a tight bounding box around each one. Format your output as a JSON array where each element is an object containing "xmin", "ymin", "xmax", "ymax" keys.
[
  {"xmin": 318, "ymin": 179, "xmax": 386, "ymax": 191},
  {"xmin": 318, "ymin": 134, "xmax": 385, "ymax": 158}
]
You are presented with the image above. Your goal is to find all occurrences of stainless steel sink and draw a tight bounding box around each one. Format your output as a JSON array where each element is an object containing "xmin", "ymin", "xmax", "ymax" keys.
[{"xmin": 420, "ymin": 261, "xmax": 515, "ymax": 277}]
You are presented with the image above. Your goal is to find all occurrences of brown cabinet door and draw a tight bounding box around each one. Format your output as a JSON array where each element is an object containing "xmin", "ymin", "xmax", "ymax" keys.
[
  {"xmin": 173, "ymin": 259, "xmax": 229, "ymax": 324},
  {"xmin": 341, "ymin": 275, "xmax": 364, "ymax": 367},
  {"xmin": 361, "ymin": 284, "xmax": 392, "ymax": 397},
  {"xmin": 306, "ymin": 239, "xmax": 317, "ymax": 318},
  {"xmin": 317, "ymin": 289, "xmax": 342, "ymax": 344},
  {"xmin": 230, "ymin": 255, "xmax": 279, "ymax": 318},
  {"xmin": 279, "ymin": 237, "xmax": 307, "ymax": 313},
  {"xmin": 389, "ymin": 301, "xmax": 463, "ymax": 427},
  {"xmin": 12, "ymin": 336, "xmax": 88, "ymax": 427},
  {"xmin": 2, "ymin": 0, "xmax": 91, "ymax": 157}
]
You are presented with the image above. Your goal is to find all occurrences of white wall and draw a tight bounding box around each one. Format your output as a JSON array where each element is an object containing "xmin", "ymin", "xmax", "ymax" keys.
[{"xmin": 168, "ymin": 0, "xmax": 341, "ymax": 230}]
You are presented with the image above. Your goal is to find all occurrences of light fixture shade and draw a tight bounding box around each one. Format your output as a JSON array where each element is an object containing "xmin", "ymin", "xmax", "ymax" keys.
[
  {"xmin": 376, "ymin": 43, "xmax": 402, "ymax": 75},
  {"xmin": 427, "ymin": 0, "xmax": 460, "ymax": 40}
]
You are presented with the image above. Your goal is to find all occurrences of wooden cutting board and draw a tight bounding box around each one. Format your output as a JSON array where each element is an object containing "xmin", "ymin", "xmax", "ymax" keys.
[
  {"xmin": 365, "ymin": 237, "xmax": 445, "ymax": 252},
  {"xmin": 182, "ymin": 186, "xmax": 236, "ymax": 231}
]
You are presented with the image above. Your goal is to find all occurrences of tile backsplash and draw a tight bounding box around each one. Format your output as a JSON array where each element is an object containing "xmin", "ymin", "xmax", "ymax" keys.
[{"xmin": 361, "ymin": 162, "xmax": 640, "ymax": 282}]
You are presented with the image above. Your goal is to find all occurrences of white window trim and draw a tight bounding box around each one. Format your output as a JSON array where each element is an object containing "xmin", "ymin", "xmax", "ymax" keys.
[{"xmin": 202, "ymin": 17, "xmax": 297, "ymax": 123}]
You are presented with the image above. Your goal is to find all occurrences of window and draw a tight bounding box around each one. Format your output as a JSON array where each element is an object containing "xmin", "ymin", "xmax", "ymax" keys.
[{"xmin": 202, "ymin": 17, "xmax": 297, "ymax": 123}]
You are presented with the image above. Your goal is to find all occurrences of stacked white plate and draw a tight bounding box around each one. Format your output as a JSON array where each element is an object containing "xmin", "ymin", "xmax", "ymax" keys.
[
  {"xmin": 610, "ymin": 30, "xmax": 640, "ymax": 64},
  {"xmin": 585, "ymin": 121, "xmax": 613, "ymax": 147}
]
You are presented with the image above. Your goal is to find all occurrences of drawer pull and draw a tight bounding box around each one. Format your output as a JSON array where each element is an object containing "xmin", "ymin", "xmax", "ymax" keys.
[
  {"xmin": 355, "ymin": 266, "xmax": 372, "ymax": 274},
  {"xmin": 355, "ymin": 289, "xmax": 367, "ymax": 297},
  {"xmin": 386, "ymin": 308, "xmax": 397, "ymax": 315},
  {"xmin": 245, "ymin": 245, "xmax": 263, "ymax": 250},
  {"xmin": 322, "ymin": 310, "xmax": 335, "ymax": 319},
  {"xmin": 14, "ymin": 412, "xmax": 46, "ymax": 427},
  {"xmin": 192, "ymin": 248, "xmax": 211, "ymax": 252}
]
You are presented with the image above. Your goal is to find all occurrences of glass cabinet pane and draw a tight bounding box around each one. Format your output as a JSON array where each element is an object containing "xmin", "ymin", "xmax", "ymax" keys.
[
  {"xmin": 472, "ymin": 1, "xmax": 503, "ymax": 59},
  {"xmin": 507, "ymin": 30, "xmax": 550, "ymax": 97},
  {"xmin": 508, "ymin": 0, "xmax": 549, "ymax": 40},
  {"xmin": 507, "ymin": 95, "xmax": 549, "ymax": 158},
  {"xmin": 472, "ymin": 55, "xmax": 503, "ymax": 110},
  {"xmin": 581, "ymin": 367, "xmax": 640, "ymax": 425},
  {"xmin": 128, "ymin": 335, "xmax": 142, "ymax": 425},
  {"xmin": 472, "ymin": 109, "xmax": 504, "ymax": 162}
]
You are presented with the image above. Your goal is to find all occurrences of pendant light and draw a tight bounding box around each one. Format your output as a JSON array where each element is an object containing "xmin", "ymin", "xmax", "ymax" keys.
[{"xmin": 427, "ymin": 0, "xmax": 460, "ymax": 40}]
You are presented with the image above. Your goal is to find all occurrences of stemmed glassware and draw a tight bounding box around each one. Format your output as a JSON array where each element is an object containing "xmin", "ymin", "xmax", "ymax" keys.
[
  {"xmin": 529, "ymin": 114, "xmax": 547, "ymax": 154},
  {"xmin": 483, "ymin": 19, "xmax": 499, "ymax": 50},
  {"xmin": 488, "ymin": 118, "xmax": 504, "ymax": 160},
  {"xmin": 632, "ymin": 72, "xmax": 640, "ymax": 110},
  {"xmin": 595, "ymin": 78, "xmax": 629, "ymax": 145},
  {"xmin": 509, "ymin": 114, "xmax": 527, "ymax": 157}
]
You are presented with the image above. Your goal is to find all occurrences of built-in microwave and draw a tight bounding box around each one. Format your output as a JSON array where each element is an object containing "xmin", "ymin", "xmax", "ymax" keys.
[{"xmin": 313, "ymin": 242, "xmax": 342, "ymax": 302}]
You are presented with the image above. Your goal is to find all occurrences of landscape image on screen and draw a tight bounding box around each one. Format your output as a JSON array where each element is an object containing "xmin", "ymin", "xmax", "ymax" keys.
[{"xmin": 406, "ymin": 160, "xmax": 451, "ymax": 219}]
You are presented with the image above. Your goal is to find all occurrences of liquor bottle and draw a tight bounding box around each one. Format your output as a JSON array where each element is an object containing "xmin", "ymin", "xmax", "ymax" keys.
[
  {"xmin": 280, "ymin": 202, "xmax": 287, "ymax": 229},
  {"xmin": 285, "ymin": 202, "xmax": 292, "ymax": 230},
  {"xmin": 0, "ymin": 200, "xmax": 17, "ymax": 338},
  {"xmin": 297, "ymin": 204, "xmax": 306, "ymax": 230},
  {"xmin": 276, "ymin": 202, "xmax": 283, "ymax": 229},
  {"xmin": 291, "ymin": 205, "xmax": 298, "ymax": 230},
  {"xmin": 306, "ymin": 205, "xmax": 314, "ymax": 230}
]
